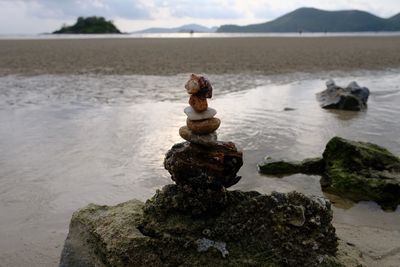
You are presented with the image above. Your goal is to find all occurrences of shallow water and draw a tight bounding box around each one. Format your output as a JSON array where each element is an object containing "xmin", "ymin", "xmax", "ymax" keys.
[{"xmin": 0, "ymin": 70, "xmax": 400, "ymax": 266}]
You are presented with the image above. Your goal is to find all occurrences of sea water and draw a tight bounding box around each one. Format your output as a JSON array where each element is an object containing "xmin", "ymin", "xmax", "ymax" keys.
[{"xmin": 0, "ymin": 70, "xmax": 399, "ymax": 265}]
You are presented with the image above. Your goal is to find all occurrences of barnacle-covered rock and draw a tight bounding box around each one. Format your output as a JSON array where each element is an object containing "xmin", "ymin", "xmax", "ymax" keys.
[
  {"xmin": 140, "ymin": 184, "xmax": 229, "ymax": 217},
  {"xmin": 164, "ymin": 141, "xmax": 243, "ymax": 190},
  {"xmin": 60, "ymin": 191, "xmax": 365, "ymax": 267},
  {"xmin": 61, "ymin": 191, "xmax": 364, "ymax": 267},
  {"xmin": 139, "ymin": 188, "xmax": 340, "ymax": 266}
]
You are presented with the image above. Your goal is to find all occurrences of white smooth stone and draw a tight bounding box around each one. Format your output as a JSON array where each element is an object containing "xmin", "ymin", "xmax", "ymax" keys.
[{"xmin": 184, "ymin": 106, "xmax": 217, "ymax": 121}]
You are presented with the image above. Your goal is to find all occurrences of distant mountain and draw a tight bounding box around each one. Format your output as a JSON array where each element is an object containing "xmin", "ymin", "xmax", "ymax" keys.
[
  {"xmin": 54, "ymin": 16, "xmax": 121, "ymax": 34},
  {"xmin": 135, "ymin": 24, "xmax": 217, "ymax": 33},
  {"xmin": 390, "ymin": 13, "xmax": 400, "ymax": 21},
  {"xmin": 217, "ymin": 8, "xmax": 400, "ymax": 32}
]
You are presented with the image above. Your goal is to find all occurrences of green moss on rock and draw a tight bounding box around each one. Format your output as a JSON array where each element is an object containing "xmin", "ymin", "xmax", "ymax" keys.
[
  {"xmin": 258, "ymin": 136, "xmax": 400, "ymax": 210},
  {"xmin": 258, "ymin": 157, "xmax": 324, "ymax": 175},
  {"xmin": 322, "ymin": 137, "xmax": 400, "ymax": 210},
  {"xmin": 60, "ymin": 200, "xmax": 162, "ymax": 267}
]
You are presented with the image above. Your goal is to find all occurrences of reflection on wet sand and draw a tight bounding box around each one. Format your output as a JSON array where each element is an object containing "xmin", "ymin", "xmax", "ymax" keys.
[{"xmin": 326, "ymin": 109, "xmax": 366, "ymax": 121}]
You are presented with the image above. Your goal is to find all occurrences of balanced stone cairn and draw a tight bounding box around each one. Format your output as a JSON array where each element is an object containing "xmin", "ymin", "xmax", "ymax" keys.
[
  {"xmin": 163, "ymin": 74, "xmax": 243, "ymax": 214},
  {"xmin": 60, "ymin": 74, "xmax": 347, "ymax": 267},
  {"xmin": 179, "ymin": 74, "xmax": 220, "ymax": 145}
]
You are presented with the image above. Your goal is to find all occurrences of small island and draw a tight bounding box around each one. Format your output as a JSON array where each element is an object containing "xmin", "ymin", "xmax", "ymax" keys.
[{"xmin": 53, "ymin": 16, "xmax": 121, "ymax": 34}]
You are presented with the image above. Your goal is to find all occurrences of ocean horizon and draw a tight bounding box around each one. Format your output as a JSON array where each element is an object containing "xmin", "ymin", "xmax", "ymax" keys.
[{"xmin": 2, "ymin": 31, "xmax": 400, "ymax": 40}]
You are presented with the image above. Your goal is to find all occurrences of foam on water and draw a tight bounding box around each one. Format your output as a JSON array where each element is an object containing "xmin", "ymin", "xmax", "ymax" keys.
[{"xmin": 0, "ymin": 69, "xmax": 399, "ymax": 265}]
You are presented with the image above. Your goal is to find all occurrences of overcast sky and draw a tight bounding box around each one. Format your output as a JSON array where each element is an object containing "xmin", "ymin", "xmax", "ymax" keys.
[{"xmin": 0, "ymin": 0, "xmax": 399, "ymax": 34}]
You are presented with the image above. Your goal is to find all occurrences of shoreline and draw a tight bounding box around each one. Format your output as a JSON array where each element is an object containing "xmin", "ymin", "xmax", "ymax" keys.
[{"xmin": 1, "ymin": 37, "xmax": 400, "ymax": 76}]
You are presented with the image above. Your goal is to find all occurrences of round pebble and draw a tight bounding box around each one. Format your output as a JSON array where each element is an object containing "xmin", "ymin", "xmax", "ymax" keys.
[
  {"xmin": 187, "ymin": 118, "xmax": 220, "ymax": 134},
  {"xmin": 179, "ymin": 126, "xmax": 217, "ymax": 145}
]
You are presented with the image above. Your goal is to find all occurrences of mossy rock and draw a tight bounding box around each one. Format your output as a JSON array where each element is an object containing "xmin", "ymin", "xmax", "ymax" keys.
[
  {"xmin": 322, "ymin": 137, "xmax": 400, "ymax": 210},
  {"xmin": 59, "ymin": 188, "xmax": 364, "ymax": 267},
  {"xmin": 258, "ymin": 157, "xmax": 324, "ymax": 175},
  {"xmin": 258, "ymin": 136, "xmax": 400, "ymax": 210}
]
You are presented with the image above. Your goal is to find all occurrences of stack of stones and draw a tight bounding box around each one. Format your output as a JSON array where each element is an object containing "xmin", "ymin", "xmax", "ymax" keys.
[
  {"xmin": 163, "ymin": 74, "xmax": 243, "ymax": 214},
  {"xmin": 179, "ymin": 74, "xmax": 220, "ymax": 145},
  {"xmin": 58, "ymin": 74, "xmax": 342, "ymax": 267}
]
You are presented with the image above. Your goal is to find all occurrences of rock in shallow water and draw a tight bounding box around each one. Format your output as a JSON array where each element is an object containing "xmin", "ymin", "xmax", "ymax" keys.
[
  {"xmin": 184, "ymin": 106, "xmax": 216, "ymax": 121},
  {"xmin": 186, "ymin": 117, "xmax": 221, "ymax": 134},
  {"xmin": 259, "ymin": 157, "xmax": 324, "ymax": 175},
  {"xmin": 59, "ymin": 189, "xmax": 363, "ymax": 267},
  {"xmin": 322, "ymin": 137, "xmax": 400, "ymax": 210},
  {"xmin": 316, "ymin": 80, "xmax": 370, "ymax": 111},
  {"xmin": 258, "ymin": 136, "xmax": 400, "ymax": 210}
]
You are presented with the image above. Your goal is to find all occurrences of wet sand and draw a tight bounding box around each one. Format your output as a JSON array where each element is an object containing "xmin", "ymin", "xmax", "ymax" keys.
[{"xmin": 1, "ymin": 37, "xmax": 400, "ymax": 76}]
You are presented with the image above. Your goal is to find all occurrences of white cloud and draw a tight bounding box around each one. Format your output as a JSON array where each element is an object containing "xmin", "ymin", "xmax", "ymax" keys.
[
  {"xmin": 0, "ymin": 1, "xmax": 69, "ymax": 34},
  {"xmin": 0, "ymin": 0, "xmax": 399, "ymax": 34}
]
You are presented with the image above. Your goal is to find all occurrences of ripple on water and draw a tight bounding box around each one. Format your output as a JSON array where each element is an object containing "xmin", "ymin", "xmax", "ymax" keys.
[{"xmin": 0, "ymin": 69, "xmax": 400, "ymax": 265}]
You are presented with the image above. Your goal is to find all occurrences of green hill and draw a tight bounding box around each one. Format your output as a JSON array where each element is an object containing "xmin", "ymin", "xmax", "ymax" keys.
[
  {"xmin": 389, "ymin": 13, "xmax": 400, "ymax": 22},
  {"xmin": 388, "ymin": 13, "xmax": 400, "ymax": 30},
  {"xmin": 53, "ymin": 16, "xmax": 121, "ymax": 34},
  {"xmin": 217, "ymin": 8, "xmax": 400, "ymax": 32}
]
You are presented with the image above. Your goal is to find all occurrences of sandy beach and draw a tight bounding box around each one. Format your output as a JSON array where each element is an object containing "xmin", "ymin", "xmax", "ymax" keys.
[
  {"xmin": 1, "ymin": 37, "xmax": 400, "ymax": 76},
  {"xmin": 1, "ymin": 36, "xmax": 400, "ymax": 267}
]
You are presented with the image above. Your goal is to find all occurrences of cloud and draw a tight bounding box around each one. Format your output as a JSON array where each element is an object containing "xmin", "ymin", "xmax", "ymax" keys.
[
  {"xmin": 0, "ymin": 1, "xmax": 60, "ymax": 34},
  {"xmin": 2, "ymin": 0, "xmax": 150, "ymax": 20},
  {"xmin": 162, "ymin": 0, "xmax": 243, "ymax": 19},
  {"xmin": 0, "ymin": 0, "xmax": 399, "ymax": 34}
]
